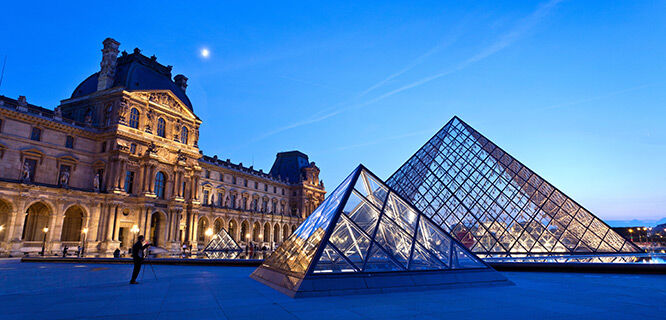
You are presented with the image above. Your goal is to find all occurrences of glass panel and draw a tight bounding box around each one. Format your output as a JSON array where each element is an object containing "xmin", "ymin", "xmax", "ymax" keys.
[
  {"xmin": 327, "ymin": 215, "xmax": 372, "ymax": 268},
  {"xmin": 373, "ymin": 216, "xmax": 413, "ymax": 268},
  {"xmin": 451, "ymin": 243, "xmax": 484, "ymax": 269},
  {"xmin": 409, "ymin": 243, "xmax": 447, "ymax": 270},
  {"xmin": 313, "ymin": 244, "xmax": 358, "ymax": 273},
  {"xmin": 355, "ymin": 171, "xmax": 389, "ymax": 208},
  {"xmin": 342, "ymin": 190, "xmax": 381, "ymax": 235},
  {"xmin": 261, "ymin": 168, "xmax": 355, "ymax": 275},
  {"xmin": 383, "ymin": 192, "xmax": 419, "ymax": 235},
  {"xmin": 416, "ymin": 217, "xmax": 452, "ymax": 267},
  {"xmin": 363, "ymin": 244, "xmax": 403, "ymax": 272}
]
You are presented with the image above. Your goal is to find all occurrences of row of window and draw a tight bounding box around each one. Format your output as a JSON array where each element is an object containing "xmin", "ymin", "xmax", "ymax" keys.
[
  {"xmin": 204, "ymin": 169, "xmax": 285, "ymax": 195},
  {"xmin": 128, "ymin": 108, "xmax": 189, "ymax": 144},
  {"xmin": 27, "ymin": 126, "xmax": 75, "ymax": 149},
  {"xmin": 201, "ymin": 189, "xmax": 287, "ymax": 214}
]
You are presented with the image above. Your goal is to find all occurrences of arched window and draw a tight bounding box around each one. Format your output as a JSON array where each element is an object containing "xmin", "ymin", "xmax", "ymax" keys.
[
  {"xmin": 129, "ymin": 108, "xmax": 140, "ymax": 129},
  {"xmin": 157, "ymin": 118, "xmax": 166, "ymax": 138},
  {"xmin": 155, "ymin": 171, "xmax": 166, "ymax": 199},
  {"xmin": 181, "ymin": 126, "xmax": 189, "ymax": 145}
]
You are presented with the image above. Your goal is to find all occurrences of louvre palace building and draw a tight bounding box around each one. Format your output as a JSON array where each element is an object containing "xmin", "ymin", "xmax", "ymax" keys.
[{"xmin": 0, "ymin": 38, "xmax": 326, "ymax": 256}]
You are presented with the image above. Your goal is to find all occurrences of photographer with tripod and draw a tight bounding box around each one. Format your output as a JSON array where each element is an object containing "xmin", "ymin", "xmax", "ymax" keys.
[{"xmin": 129, "ymin": 235, "xmax": 151, "ymax": 284}]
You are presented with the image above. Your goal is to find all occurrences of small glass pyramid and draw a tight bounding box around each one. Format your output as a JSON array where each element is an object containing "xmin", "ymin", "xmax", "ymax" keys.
[
  {"xmin": 386, "ymin": 116, "xmax": 641, "ymax": 258},
  {"xmin": 203, "ymin": 228, "xmax": 242, "ymax": 252},
  {"xmin": 251, "ymin": 165, "xmax": 509, "ymax": 297}
]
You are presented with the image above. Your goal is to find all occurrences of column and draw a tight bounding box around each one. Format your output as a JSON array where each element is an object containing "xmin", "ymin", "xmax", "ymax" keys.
[
  {"xmin": 141, "ymin": 164, "xmax": 149, "ymax": 193},
  {"xmin": 117, "ymin": 160, "xmax": 127, "ymax": 190},
  {"xmin": 148, "ymin": 165, "xmax": 156, "ymax": 193},
  {"xmin": 106, "ymin": 205, "xmax": 116, "ymax": 241}
]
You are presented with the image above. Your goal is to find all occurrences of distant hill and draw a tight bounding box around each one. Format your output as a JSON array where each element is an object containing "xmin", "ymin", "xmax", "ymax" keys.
[{"xmin": 606, "ymin": 217, "xmax": 666, "ymax": 227}]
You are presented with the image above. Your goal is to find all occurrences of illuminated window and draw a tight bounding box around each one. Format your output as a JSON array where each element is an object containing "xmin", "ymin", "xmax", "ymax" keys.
[
  {"xmin": 129, "ymin": 108, "xmax": 139, "ymax": 129},
  {"xmin": 181, "ymin": 126, "xmax": 189, "ymax": 144},
  {"xmin": 157, "ymin": 118, "xmax": 166, "ymax": 138},
  {"xmin": 124, "ymin": 171, "xmax": 135, "ymax": 194},
  {"xmin": 155, "ymin": 171, "xmax": 166, "ymax": 199}
]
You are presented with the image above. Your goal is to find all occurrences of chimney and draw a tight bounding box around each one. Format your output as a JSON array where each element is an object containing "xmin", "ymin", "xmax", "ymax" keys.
[
  {"xmin": 97, "ymin": 38, "xmax": 120, "ymax": 91},
  {"xmin": 174, "ymin": 74, "xmax": 188, "ymax": 92}
]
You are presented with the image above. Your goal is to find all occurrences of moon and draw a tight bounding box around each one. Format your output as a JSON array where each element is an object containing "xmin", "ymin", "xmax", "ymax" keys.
[{"xmin": 201, "ymin": 48, "xmax": 210, "ymax": 58}]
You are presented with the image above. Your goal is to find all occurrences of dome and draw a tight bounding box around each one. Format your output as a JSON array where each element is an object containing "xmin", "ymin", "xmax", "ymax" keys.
[{"xmin": 71, "ymin": 49, "xmax": 193, "ymax": 110}]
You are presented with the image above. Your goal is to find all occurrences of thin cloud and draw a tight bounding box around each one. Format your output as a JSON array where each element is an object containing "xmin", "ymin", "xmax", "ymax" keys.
[
  {"xmin": 336, "ymin": 129, "xmax": 434, "ymax": 151},
  {"xmin": 358, "ymin": 0, "xmax": 563, "ymax": 108},
  {"xmin": 255, "ymin": 0, "xmax": 562, "ymax": 141},
  {"xmin": 358, "ymin": 25, "xmax": 465, "ymax": 98},
  {"xmin": 539, "ymin": 83, "xmax": 655, "ymax": 111}
]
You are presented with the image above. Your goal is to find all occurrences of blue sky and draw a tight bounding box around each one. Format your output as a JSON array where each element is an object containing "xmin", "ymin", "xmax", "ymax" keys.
[{"xmin": 0, "ymin": 1, "xmax": 664, "ymax": 221}]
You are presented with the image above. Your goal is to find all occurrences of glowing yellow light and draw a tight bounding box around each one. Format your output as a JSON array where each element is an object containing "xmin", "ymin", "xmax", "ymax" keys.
[
  {"xmin": 205, "ymin": 228, "xmax": 213, "ymax": 237},
  {"xmin": 43, "ymin": 227, "xmax": 49, "ymax": 233},
  {"xmin": 629, "ymin": 229, "xmax": 633, "ymax": 233},
  {"xmin": 82, "ymin": 228, "xmax": 88, "ymax": 234},
  {"xmin": 131, "ymin": 225, "xmax": 139, "ymax": 233},
  {"xmin": 201, "ymin": 48, "xmax": 210, "ymax": 58},
  {"xmin": 0, "ymin": 225, "xmax": 4, "ymax": 232},
  {"xmin": 245, "ymin": 233, "xmax": 250, "ymax": 239}
]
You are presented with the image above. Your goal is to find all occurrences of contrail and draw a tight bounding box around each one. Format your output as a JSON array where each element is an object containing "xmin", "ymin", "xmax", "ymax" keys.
[{"xmin": 255, "ymin": 0, "xmax": 562, "ymax": 141}]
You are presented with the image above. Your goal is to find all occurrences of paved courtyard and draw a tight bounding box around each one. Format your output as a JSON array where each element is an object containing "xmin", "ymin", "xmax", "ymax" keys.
[{"xmin": 0, "ymin": 258, "xmax": 664, "ymax": 319}]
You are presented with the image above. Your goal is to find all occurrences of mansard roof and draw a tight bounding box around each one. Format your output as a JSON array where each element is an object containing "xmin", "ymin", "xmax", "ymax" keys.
[
  {"xmin": 71, "ymin": 49, "xmax": 193, "ymax": 110},
  {"xmin": 200, "ymin": 154, "xmax": 290, "ymax": 185},
  {"xmin": 269, "ymin": 151, "xmax": 312, "ymax": 184}
]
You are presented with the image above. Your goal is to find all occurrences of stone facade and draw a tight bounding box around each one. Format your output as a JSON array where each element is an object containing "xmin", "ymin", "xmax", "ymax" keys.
[{"xmin": 0, "ymin": 38, "xmax": 326, "ymax": 256}]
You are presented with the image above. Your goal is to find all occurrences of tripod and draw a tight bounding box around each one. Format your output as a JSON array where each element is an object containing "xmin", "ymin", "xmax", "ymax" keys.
[{"xmin": 141, "ymin": 259, "xmax": 158, "ymax": 280}]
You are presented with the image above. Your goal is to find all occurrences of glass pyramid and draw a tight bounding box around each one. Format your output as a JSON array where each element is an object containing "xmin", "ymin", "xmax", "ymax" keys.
[
  {"xmin": 203, "ymin": 228, "xmax": 242, "ymax": 252},
  {"xmin": 251, "ymin": 165, "xmax": 509, "ymax": 297},
  {"xmin": 386, "ymin": 116, "xmax": 641, "ymax": 258}
]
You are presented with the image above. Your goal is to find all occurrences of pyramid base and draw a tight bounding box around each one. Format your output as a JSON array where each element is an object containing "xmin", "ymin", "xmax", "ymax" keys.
[{"xmin": 250, "ymin": 266, "xmax": 513, "ymax": 298}]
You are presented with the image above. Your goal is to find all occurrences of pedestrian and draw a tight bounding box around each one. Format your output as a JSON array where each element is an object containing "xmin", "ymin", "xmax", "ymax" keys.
[
  {"xmin": 129, "ymin": 235, "xmax": 150, "ymax": 284},
  {"xmin": 62, "ymin": 245, "xmax": 68, "ymax": 258},
  {"xmin": 113, "ymin": 248, "xmax": 121, "ymax": 258}
]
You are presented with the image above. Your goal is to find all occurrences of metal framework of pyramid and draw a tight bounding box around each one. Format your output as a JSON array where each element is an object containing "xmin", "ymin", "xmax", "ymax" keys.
[
  {"xmin": 386, "ymin": 116, "xmax": 641, "ymax": 258},
  {"xmin": 204, "ymin": 228, "xmax": 242, "ymax": 252},
  {"xmin": 251, "ymin": 165, "xmax": 510, "ymax": 297}
]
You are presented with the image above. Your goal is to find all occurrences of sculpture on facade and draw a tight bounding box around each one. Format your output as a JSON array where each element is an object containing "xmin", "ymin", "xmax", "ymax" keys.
[
  {"xmin": 93, "ymin": 173, "xmax": 100, "ymax": 192},
  {"xmin": 21, "ymin": 162, "xmax": 31, "ymax": 183},
  {"xmin": 146, "ymin": 142, "xmax": 158, "ymax": 155},
  {"xmin": 59, "ymin": 169, "xmax": 70, "ymax": 188}
]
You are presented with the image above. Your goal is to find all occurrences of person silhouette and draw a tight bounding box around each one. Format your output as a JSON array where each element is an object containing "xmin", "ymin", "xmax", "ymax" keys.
[{"xmin": 129, "ymin": 235, "xmax": 150, "ymax": 284}]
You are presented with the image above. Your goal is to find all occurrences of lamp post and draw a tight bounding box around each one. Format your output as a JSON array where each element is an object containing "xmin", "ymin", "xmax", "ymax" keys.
[
  {"xmin": 41, "ymin": 227, "xmax": 49, "ymax": 256},
  {"xmin": 628, "ymin": 229, "xmax": 634, "ymax": 242},
  {"xmin": 130, "ymin": 224, "xmax": 140, "ymax": 244},
  {"xmin": 81, "ymin": 228, "xmax": 88, "ymax": 257},
  {"xmin": 205, "ymin": 228, "xmax": 213, "ymax": 241}
]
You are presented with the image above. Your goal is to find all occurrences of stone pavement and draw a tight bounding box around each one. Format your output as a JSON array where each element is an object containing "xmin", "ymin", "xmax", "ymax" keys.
[{"xmin": 0, "ymin": 258, "xmax": 664, "ymax": 319}]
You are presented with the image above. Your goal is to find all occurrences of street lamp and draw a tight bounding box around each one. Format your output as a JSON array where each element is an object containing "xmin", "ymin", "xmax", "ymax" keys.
[
  {"xmin": 130, "ymin": 224, "xmax": 140, "ymax": 244},
  {"xmin": 205, "ymin": 227, "xmax": 213, "ymax": 239},
  {"xmin": 628, "ymin": 229, "xmax": 634, "ymax": 242},
  {"xmin": 81, "ymin": 228, "xmax": 88, "ymax": 257},
  {"xmin": 41, "ymin": 227, "xmax": 49, "ymax": 256}
]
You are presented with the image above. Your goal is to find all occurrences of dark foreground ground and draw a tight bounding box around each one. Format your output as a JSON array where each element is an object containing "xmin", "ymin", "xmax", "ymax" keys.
[{"xmin": 0, "ymin": 258, "xmax": 664, "ymax": 319}]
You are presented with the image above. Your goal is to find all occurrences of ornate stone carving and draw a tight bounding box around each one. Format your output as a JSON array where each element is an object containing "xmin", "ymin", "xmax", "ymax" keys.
[
  {"xmin": 147, "ymin": 92, "xmax": 185, "ymax": 113},
  {"xmin": 117, "ymin": 99, "xmax": 129, "ymax": 124},
  {"xmin": 177, "ymin": 152, "xmax": 187, "ymax": 162},
  {"xmin": 145, "ymin": 142, "xmax": 158, "ymax": 155}
]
